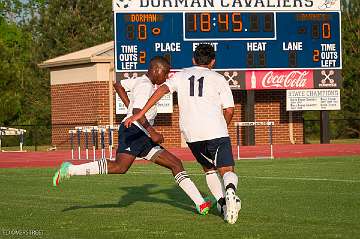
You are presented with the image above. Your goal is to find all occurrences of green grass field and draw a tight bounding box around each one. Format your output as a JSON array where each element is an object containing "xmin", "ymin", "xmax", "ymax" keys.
[{"xmin": 0, "ymin": 157, "xmax": 359, "ymax": 239}]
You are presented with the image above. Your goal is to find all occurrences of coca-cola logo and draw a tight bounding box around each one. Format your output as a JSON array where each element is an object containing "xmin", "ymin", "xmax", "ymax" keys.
[{"xmin": 262, "ymin": 71, "xmax": 311, "ymax": 88}]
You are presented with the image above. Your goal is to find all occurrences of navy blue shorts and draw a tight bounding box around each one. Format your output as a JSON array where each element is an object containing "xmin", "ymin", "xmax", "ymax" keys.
[
  {"xmin": 117, "ymin": 123, "xmax": 163, "ymax": 160},
  {"xmin": 187, "ymin": 137, "xmax": 234, "ymax": 169}
]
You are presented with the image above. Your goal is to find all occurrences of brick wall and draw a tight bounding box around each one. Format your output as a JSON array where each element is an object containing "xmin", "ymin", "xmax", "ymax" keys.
[
  {"xmin": 254, "ymin": 90, "xmax": 303, "ymax": 145},
  {"xmin": 228, "ymin": 90, "xmax": 246, "ymax": 147},
  {"xmin": 52, "ymin": 85, "xmax": 303, "ymax": 150},
  {"xmin": 51, "ymin": 81, "xmax": 110, "ymax": 149}
]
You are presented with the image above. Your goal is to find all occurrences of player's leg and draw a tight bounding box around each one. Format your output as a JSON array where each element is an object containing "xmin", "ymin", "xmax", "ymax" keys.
[
  {"xmin": 203, "ymin": 167, "xmax": 227, "ymax": 214},
  {"xmin": 103, "ymin": 123, "xmax": 146, "ymax": 175},
  {"xmin": 107, "ymin": 153, "xmax": 136, "ymax": 174},
  {"xmin": 52, "ymin": 157, "xmax": 109, "ymax": 186},
  {"xmin": 53, "ymin": 123, "xmax": 138, "ymax": 186},
  {"xmin": 187, "ymin": 141, "xmax": 226, "ymax": 212},
  {"xmin": 52, "ymin": 153, "xmax": 137, "ymax": 186},
  {"xmin": 210, "ymin": 137, "xmax": 241, "ymax": 224},
  {"xmin": 142, "ymin": 146, "xmax": 211, "ymax": 215}
]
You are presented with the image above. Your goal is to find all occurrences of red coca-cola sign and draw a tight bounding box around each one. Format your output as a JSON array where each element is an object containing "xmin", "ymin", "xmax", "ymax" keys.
[{"xmin": 245, "ymin": 70, "xmax": 314, "ymax": 90}]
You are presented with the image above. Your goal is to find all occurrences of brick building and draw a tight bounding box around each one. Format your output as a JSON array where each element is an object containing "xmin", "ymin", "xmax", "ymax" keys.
[{"xmin": 40, "ymin": 41, "xmax": 304, "ymax": 150}]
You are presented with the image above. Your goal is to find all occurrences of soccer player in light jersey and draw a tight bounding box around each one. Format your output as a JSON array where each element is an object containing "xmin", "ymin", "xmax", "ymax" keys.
[
  {"xmin": 124, "ymin": 44, "xmax": 241, "ymax": 224},
  {"xmin": 53, "ymin": 56, "xmax": 212, "ymax": 215}
]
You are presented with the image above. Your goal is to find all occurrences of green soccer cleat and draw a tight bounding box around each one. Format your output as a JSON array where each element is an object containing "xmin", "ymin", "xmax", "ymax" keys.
[
  {"xmin": 196, "ymin": 195, "xmax": 216, "ymax": 215},
  {"xmin": 52, "ymin": 162, "xmax": 72, "ymax": 187},
  {"xmin": 196, "ymin": 200, "xmax": 211, "ymax": 215},
  {"xmin": 204, "ymin": 195, "xmax": 217, "ymax": 210}
]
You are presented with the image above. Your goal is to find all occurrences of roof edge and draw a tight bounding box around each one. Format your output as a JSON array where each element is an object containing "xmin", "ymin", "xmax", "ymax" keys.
[{"xmin": 38, "ymin": 56, "xmax": 113, "ymax": 68}]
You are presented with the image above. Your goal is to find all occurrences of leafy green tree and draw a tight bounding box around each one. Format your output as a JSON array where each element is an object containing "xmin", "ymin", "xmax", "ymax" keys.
[
  {"xmin": 27, "ymin": 0, "xmax": 113, "ymax": 62},
  {"xmin": 1, "ymin": 0, "xmax": 114, "ymax": 127},
  {"xmin": 339, "ymin": 0, "xmax": 360, "ymax": 138},
  {"xmin": 0, "ymin": 11, "xmax": 27, "ymax": 125},
  {"xmin": 305, "ymin": 0, "xmax": 360, "ymax": 140}
]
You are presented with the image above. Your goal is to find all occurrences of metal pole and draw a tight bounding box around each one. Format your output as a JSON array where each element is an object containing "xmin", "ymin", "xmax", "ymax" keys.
[
  {"xmin": 108, "ymin": 126, "xmax": 113, "ymax": 161},
  {"xmin": 77, "ymin": 128, "xmax": 82, "ymax": 160},
  {"xmin": 101, "ymin": 128, "xmax": 105, "ymax": 159},
  {"xmin": 69, "ymin": 130, "xmax": 74, "ymax": 160},
  {"xmin": 19, "ymin": 130, "xmax": 24, "ymax": 152},
  {"xmin": 85, "ymin": 129, "xmax": 89, "ymax": 160},
  {"xmin": 269, "ymin": 124, "xmax": 274, "ymax": 159},
  {"xmin": 95, "ymin": 130, "xmax": 99, "ymax": 150},
  {"xmin": 92, "ymin": 127, "xmax": 97, "ymax": 161},
  {"xmin": 236, "ymin": 125, "xmax": 240, "ymax": 160}
]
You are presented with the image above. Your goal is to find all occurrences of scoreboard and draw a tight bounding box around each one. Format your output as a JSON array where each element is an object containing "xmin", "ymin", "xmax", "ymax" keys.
[{"xmin": 113, "ymin": 0, "xmax": 341, "ymax": 72}]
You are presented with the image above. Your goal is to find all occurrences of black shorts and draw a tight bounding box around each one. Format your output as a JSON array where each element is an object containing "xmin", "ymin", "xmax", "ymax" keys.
[
  {"xmin": 117, "ymin": 123, "xmax": 163, "ymax": 160},
  {"xmin": 187, "ymin": 137, "xmax": 234, "ymax": 169}
]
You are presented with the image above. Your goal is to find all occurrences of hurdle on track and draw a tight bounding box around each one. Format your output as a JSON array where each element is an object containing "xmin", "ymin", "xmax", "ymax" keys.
[
  {"xmin": 0, "ymin": 127, "xmax": 27, "ymax": 152},
  {"xmin": 69, "ymin": 130, "xmax": 76, "ymax": 160},
  {"xmin": 107, "ymin": 125, "xmax": 115, "ymax": 161},
  {"xmin": 75, "ymin": 127, "xmax": 82, "ymax": 160},
  {"xmin": 235, "ymin": 121, "xmax": 274, "ymax": 160},
  {"xmin": 84, "ymin": 128, "xmax": 90, "ymax": 160},
  {"xmin": 91, "ymin": 126, "xmax": 98, "ymax": 161},
  {"xmin": 100, "ymin": 127, "xmax": 106, "ymax": 159},
  {"xmin": 70, "ymin": 125, "xmax": 119, "ymax": 161}
]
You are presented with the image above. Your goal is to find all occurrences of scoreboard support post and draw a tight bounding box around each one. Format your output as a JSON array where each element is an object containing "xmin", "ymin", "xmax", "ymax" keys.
[
  {"xmin": 245, "ymin": 91, "xmax": 255, "ymax": 146},
  {"xmin": 320, "ymin": 111, "xmax": 330, "ymax": 144}
]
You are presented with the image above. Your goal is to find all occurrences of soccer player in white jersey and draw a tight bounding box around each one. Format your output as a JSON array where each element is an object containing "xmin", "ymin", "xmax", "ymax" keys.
[
  {"xmin": 52, "ymin": 56, "xmax": 212, "ymax": 215},
  {"xmin": 124, "ymin": 45, "xmax": 241, "ymax": 224}
]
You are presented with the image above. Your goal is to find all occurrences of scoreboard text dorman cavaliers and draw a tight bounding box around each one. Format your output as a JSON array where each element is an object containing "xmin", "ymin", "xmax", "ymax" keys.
[{"xmin": 139, "ymin": 0, "xmax": 315, "ymax": 8}]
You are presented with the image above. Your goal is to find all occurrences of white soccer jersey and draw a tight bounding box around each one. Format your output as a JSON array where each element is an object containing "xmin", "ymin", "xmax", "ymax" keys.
[
  {"xmin": 120, "ymin": 75, "xmax": 157, "ymax": 133},
  {"xmin": 165, "ymin": 66, "xmax": 234, "ymax": 143}
]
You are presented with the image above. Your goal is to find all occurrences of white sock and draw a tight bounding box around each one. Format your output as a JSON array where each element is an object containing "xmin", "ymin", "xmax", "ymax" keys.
[
  {"xmin": 69, "ymin": 158, "xmax": 108, "ymax": 176},
  {"xmin": 175, "ymin": 171, "xmax": 205, "ymax": 206},
  {"xmin": 223, "ymin": 171, "xmax": 238, "ymax": 192},
  {"xmin": 205, "ymin": 170, "xmax": 225, "ymax": 201}
]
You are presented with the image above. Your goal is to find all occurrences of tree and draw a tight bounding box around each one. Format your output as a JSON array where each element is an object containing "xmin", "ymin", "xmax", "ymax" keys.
[
  {"xmin": 28, "ymin": 0, "xmax": 113, "ymax": 62},
  {"xmin": 339, "ymin": 0, "xmax": 360, "ymax": 138},
  {"xmin": 0, "ymin": 2, "xmax": 31, "ymax": 125},
  {"xmin": 1, "ymin": 0, "xmax": 114, "ymax": 126},
  {"xmin": 304, "ymin": 0, "xmax": 360, "ymax": 140}
]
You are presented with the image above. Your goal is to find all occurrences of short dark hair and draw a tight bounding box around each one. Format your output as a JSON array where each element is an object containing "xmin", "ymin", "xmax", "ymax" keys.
[
  {"xmin": 193, "ymin": 44, "xmax": 215, "ymax": 65},
  {"xmin": 148, "ymin": 56, "xmax": 170, "ymax": 71}
]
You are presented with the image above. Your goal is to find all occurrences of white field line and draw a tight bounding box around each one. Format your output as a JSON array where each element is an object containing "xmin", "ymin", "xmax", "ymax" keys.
[{"xmin": 128, "ymin": 170, "xmax": 359, "ymax": 183}]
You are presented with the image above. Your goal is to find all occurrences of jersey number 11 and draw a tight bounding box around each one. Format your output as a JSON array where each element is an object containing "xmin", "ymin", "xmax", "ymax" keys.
[{"xmin": 188, "ymin": 76, "xmax": 204, "ymax": 97}]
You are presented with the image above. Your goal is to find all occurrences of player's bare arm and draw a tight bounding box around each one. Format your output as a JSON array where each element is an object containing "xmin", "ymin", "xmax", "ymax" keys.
[
  {"xmin": 223, "ymin": 107, "xmax": 234, "ymax": 126},
  {"xmin": 113, "ymin": 82, "xmax": 130, "ymax": 108},
  {"xmin": 124, "ymin": 84, "xmax": 170, "ymax": 127}
]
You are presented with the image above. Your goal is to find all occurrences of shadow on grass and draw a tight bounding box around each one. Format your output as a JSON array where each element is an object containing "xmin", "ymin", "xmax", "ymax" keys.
[{"xmin": 62, "ymin": 183, "xmax": 204, "ymax": 214}]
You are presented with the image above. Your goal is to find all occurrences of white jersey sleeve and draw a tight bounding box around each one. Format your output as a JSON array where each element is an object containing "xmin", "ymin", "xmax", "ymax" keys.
[
  {"xmin": 132, "ymin": 82, "xmax": 154, "ymax": 109},
  {"xmin": 120, "ymin": 78, "xmax": 135, "ymax": 91},
  {"xmin": 120, "ymin": 75, "xmax": 157, "ymax": 133},
  {"xmin": 219, "ymin": 77, "xmax": 235, "ymax": 109},
  {"xmin": 164, "ymin": 73, "xmax": 180, "ymax": 93}
]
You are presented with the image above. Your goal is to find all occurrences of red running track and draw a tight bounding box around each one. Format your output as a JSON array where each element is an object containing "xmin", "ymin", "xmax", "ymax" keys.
[{"xmin": 0, "ymin": 144, "xmax": 359, "ymax": 168}]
